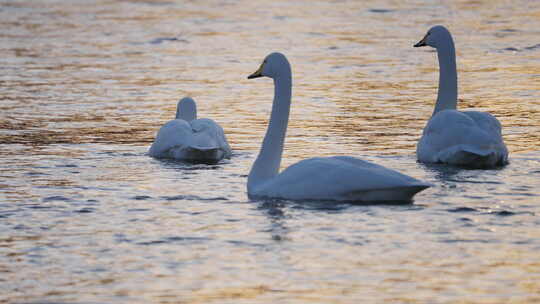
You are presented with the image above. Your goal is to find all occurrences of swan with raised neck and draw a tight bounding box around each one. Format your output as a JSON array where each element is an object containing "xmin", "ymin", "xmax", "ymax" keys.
[
  {"xmin": 245, "ymin": 52, "xmax": 431, "ymax": 201},
  {"xmin": 414, "ymin": 26, "xmax": 509, "ymax": 168}
]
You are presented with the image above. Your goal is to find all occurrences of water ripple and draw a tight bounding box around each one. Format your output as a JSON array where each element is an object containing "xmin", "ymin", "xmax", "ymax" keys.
[
  {"xmin": 1, "ymin": 0, "xmax": 540, "ymax": 303},
  {"xmin": 160, "ymin": 195, "xmax": 228, "ymax": 201},
  {"xmin": 137, "ymin": 236, "xmax": 210, "ymax": 246}
]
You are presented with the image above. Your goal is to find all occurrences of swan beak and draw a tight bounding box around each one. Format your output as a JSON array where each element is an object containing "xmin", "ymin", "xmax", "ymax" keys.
[
  {"xmin": 414, "ymin": 34, "xmax": 428, "ymax": 47},
  {"xmin": 247, "ymin": 63, "xmax": 264, "ymax": 79}
]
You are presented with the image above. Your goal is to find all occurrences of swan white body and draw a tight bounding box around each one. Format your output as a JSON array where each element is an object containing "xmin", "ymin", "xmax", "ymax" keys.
[
  {"xmin": 414, "ymin": 26, "xmax": 508, "ymax": 168},
  {"xmin": 246, "ymin": 53, "xmax": 430, "ymax": 203},
  {"xmin": 149, "ymin": 97, "xmax": 231, "ymax": 164}
]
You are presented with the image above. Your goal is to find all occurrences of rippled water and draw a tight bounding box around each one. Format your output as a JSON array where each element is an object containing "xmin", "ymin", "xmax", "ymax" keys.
[{"xmin": 1, "ymin": 0, "xmax": 540, "ymax": 303}]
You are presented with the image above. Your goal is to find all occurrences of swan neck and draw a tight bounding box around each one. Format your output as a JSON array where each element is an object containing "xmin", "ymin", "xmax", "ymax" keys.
[
  {"xmin": 434, "ymin": 38, "xmax": 458, "ymax": 115},
  {"xmin": 248, "ymin": 74, "xmax": 292, "ymax": 191},
  {"xmin": 176, "ymin": 100, "xmax": 197, "ymax": 121}
]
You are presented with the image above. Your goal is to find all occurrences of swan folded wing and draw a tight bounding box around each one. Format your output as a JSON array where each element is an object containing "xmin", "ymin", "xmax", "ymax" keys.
[
  {"xmin": 149, "ymin": 119, "xmax": 193, "ymax": 158},
  {"xmin": 462, "ymin": 111, "xmax": 503, "ymax": 136},
  {"xmin": 189, "ymin": 119, "xmax": 221, "ymax": 149},
  {"xmin": 460, "ymin": 111, "xmax": 507, "ymax": 164},
  {"xmin": 189, "ymin": 118, "xmax": 232, "ymax": 158},
  {"xmin": 254, "ymin": 156, "xmax": 429, "ymax": 201},
  {"xmin": 418, "ymin": 110, "xmax": 507, "ymax": 164}
]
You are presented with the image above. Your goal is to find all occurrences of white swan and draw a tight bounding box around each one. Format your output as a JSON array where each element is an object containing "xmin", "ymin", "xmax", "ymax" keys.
[
  {"xmin": 149, "ymin": 97, "xmax": 231, "ymax": 164},
  {"xmin": 246, "ymin": 52, "xmax": 431, "ymax": 202},
  {"xmin": 414, "ymin": 25, "xmax": 508, "ymax": 168}
]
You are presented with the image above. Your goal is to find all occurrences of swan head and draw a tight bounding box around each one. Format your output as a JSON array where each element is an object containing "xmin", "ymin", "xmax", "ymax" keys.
[
  {"xmin": 176, "ymin": 97, "xmax": 197, "ymax": 121},
  {"xmin": 247, "ymin": 52, "xmax": 291, "ymax": 80},
  {"xmin": 414, "ymin": 25, "xmax": 452, "ymax": 49}
]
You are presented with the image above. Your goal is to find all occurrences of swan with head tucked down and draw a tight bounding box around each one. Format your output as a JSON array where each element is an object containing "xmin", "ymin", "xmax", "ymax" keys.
[
  {"xmin": 414, "ymin": 25, "xmax": 508, "ymax": 168},
  {"xmin": 246, "ymin": 52, "xmax": 431, "ymax": 202},
  {"xmin": 149, "ymin": 97, "xmax": 231, "ymax": 164}
]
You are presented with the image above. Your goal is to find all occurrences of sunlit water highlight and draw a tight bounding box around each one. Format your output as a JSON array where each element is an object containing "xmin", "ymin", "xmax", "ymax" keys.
[{"xmin": 1, "ymin": 0, "xmax": 540, "ymax": 303}]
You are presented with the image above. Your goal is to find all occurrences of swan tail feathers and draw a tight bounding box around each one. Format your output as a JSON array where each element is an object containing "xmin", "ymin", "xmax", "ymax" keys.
[
  {"xmin": 344, "ymin": 184, "xmax": 431, "ymax": 203},
  {"xmin": 184, "ymin": 146, "xmax": 226, "ymax": 164},
  {"xmin": 438, "ymin": 145, "xmax": 506, "ymax": 168},
  {"xmin": 150, "ymin": 145, "xmax": 226, "ymax": 164}
]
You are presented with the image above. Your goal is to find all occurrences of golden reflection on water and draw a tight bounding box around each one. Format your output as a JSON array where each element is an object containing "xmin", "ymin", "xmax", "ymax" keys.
[
  {"xmin": 1, "ymin": 0, "xmax": 539, "ymax": 157},
  {"xmin": 1, "ymin": 0, "xmax": 540, "ymax": 303}
]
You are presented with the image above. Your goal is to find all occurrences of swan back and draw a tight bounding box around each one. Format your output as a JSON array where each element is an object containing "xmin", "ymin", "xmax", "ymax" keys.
[
  {"xmin": 250, "ymin": 156, "xmax": 431, "ymax": 202},
  {"xmin": 190, "ymin": 118, "xmax": 230, "ymax": 151},
  {"xmin": 417, "ymin": 110, "xmax": 508, "ymax": 167},
  {"xmin": 176, "ymin": 97, "xmax": 197, "ymax": 121},
  {"xmin": 149, "ymin": 119, "xmax": 193, "ymax": 157}
]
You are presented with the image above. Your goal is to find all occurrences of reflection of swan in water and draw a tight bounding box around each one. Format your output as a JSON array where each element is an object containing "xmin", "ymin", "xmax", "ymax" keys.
[
  {"xmin": 420, "ymin": 162, "xmax": 504, "ymax": 192},
  {"xmin": 246, "ymin": 52, "xmax": 431, "ymax": 203},
  {"xmin": 149, "ymin": 97, "xmax": 232, "ymax": 164},
  {"xmin": 414, "ymin": 25, "xmax": 508, "ymax": 168},
  {"xmin": 420, "ymin": 162, "xmax": 464, "ymax": 184},
  {"xmin": 256, "ymin": 200, "xmax": 349, "ymax": 242},
  {"xmin": 257, "ymin": 200, "xmax": 289, "ymax": 241}
]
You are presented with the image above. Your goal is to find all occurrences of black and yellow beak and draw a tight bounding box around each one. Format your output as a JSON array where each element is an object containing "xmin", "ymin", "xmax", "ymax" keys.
[
  {"xmin": 247, "ymin": 62, "xmax": 264, "ymax": 79},
  {"xmin": 414, "ymin": 33, "xmax": 428, "ymax": 47}
]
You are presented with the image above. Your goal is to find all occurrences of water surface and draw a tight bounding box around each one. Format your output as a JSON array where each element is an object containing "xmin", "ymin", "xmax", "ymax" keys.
[{"xmin": 1, "ymin": 0, "xmax": 540, "ymax": 303}]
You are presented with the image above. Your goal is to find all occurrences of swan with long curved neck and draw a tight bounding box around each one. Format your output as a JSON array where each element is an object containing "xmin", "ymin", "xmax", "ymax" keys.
[
  {"xmin": 149, "ymin": 97, "xmax": 231, "ymax": 164},
  {"xmin": 414, "ymin": 25, "xmax": 508, "ymax": 168},
  {"xmin": 246, "ymin": 52, "xmax": 431, "ymax": 202}
]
